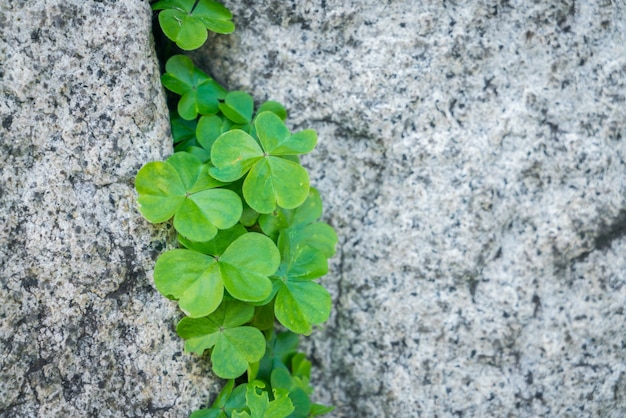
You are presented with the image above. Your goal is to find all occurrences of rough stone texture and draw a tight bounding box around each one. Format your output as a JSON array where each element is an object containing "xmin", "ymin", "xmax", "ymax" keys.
[
  {"xmin": 0, "ymin": 1, "xmax": 220, "ymax": 416},
  {"xmin": 196, "ymin": 1, "xmax": 626, "ymax": 416}
]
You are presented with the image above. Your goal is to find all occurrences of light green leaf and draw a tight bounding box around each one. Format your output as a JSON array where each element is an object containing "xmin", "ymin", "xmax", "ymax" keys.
[
  {"xmin": 219, "ymin": 91, "xmax": 254, "ymax": 125},
  {"xmin": 197, "ymin": 114, "xmax": 226, "ymax": 154},
  {"xmin": 281, "ymin": 223, "xmax": 338, "ymax": 259},
  {"xmin": 277, "ymin": 233, "xmax": 328, "ymax": 281},
  {"xmin": 274, "ymin": 281, "xmax": 331, "ymax": 335},
  {"xmin": 210, "ymin": 130, "xmax": 264, "ymax": 182},
  {"xmin": 256, "ymin": 101, "xmax": 287, "ymax": 121},
  {"xmin": 153, "ymin": 249, "xmax": 223, "ymax": 317},
  {"xmin": 136, "ymin": 152, "xmax": 241, "ymax": 242},
  {"xmin": 177, "ymin": 301, "xmax": 266, "ymax": 379},
  {"xmin": 154, "ymin": 233, "xmax": 279, "ymax": 317},
  {"xmin": 219, "ymin": 233, "xmax": 280, "ymax": 302},
  {"xmin": 242, "ymin": 157, "xmax": 310, "ymax": 214},
  {"xmin": 136, "ymin": 161, "xmax": 186, "ymax": 223},
  {"xmin": 174, "ymin": 188, "xmax": 243, "ymax": 242}
]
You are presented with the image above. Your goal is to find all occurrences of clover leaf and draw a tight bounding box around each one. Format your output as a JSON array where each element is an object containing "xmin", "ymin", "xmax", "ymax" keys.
[
  {"xmin": 231, "ymin": 381, "xmax": 294, "ymax": 418},
  {"xmin": 178, "ymin": 224, "xmax": 247, "ymax": 256},
  {"xmin": 135, "ymin": 152, "xmax": 241, "ymax": 242},
  {"xmin": 177, "ymin": 301, "xmax": 266, "ymax": 379},
  {"xmin": 190, "ymin": 379, "xmax": 247, "ymax": 418},
  {"xmin": 219, "ymin": 91, "xmax": 254, "ymax": 125},
  {"xmin": 210, "ymin": 112, "xmax": 317, "ymax": 213},
  {"xmin": 258, "ymin": 188, "xmax": 338, "ymax": 258},
  {"xmin": 197, "ymin": 114, "xmax": 232, "ymax": 156},
  {"xmin": 153, "ymin": 232, "xmax": 280, "ymax": 317},
  {"xmin": 271, "ymin": 233, "xmax": 331, "ymax": 335},
  {"xmin": 153, "ymin": 0, "xmax": 234, "ymax": 50},
  {"xmin": 256, "ymin": 101, "xmax": 287, "ymax": 121},
  {"xmin": 161, "ymin": 55, "xmax": 227, "ymax": 120}
]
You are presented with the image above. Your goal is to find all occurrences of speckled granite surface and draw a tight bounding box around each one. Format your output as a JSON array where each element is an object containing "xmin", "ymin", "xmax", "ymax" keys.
[
  {"xmin": 198, "ymin": 1, "xmax": 626, "ymax": 416},
  {"xmin": 2, "ymin": 0, "xmax": 626, "ymax": 417},
  {"xmin": 0, "ymin": 1, "xmax": 220, "ymax": 416}
]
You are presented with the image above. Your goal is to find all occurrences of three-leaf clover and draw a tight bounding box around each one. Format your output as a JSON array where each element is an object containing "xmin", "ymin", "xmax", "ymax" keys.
[
  {"xmin": 153, "ymin": 232, "xmax": 280, "ymax": 317},
  {"xmin": 271, "ymin": 232, "xmax": 332, "ymax": 335},
  {"xmin": 161, "ymin": 55, "xmax": 227, "ymax": 120},
  {"xmin": 177, "ymin": 301, "xmax": 266, "ymax": 379},
  {"xmin": 135, "ymin": 152, "xmax": 242, "ymax": 242},
  {"xmin": 231, "ymin": 381, "xmax": 295, "ymax": 418},
  {"xmin": 210, "ymin": 111, "xmax": 317, "ymax": 213},
  {"xmin": 152, "ymin": 0, "xmax": 235, "ymax": 50}
]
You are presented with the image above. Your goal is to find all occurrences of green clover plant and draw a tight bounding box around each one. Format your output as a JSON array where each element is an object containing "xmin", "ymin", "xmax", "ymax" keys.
[
  {"xmin": 141, "ymin": 5, "xmax": 336, "ymax": 417},
  {"xmin": 152, "ymin": 0, "xmax": 234, "ymax": 50},
  {"xmin": 210, "ymin": 111, "xmax": 317, "ymax": 213}
]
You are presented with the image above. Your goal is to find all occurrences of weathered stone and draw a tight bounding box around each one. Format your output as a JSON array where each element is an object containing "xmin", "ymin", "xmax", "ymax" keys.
[
  {"xmin": 196, "ymin": 1, "xmax": 626, "ymax": 416},
  {"xmin": 3, "ymin": 0, "xmax": 626, "ymax": 416},
  {"xmin": 0, "ymin": 1, "xmax": 219, "ymax": 416}
]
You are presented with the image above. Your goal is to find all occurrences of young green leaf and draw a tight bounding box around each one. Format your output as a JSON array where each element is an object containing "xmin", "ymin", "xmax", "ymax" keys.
[
  {"xmin": 153, "ymin": 233, "xmax": 280, "ymax": 317},
  {"xmin": 161, "ymin": 55, "xmax": 226, "ymax": 120},
  {"xmin": 153, "ymin": 0, "xmax": 234, "ymax": 50},
  {"xmin": 135, "ymin": 152, "xmax": 241, "ymax": 242},
  {"xmin": 231, "ymin": 381, "xmax": 294, "ymax": 418},
  {"xmin": 190, "ymin": 379, "xmax": 247, "ymax": 418},
  {"xmin": 177, "ymin": 301, "xmax": 266, "ymax": 379}
]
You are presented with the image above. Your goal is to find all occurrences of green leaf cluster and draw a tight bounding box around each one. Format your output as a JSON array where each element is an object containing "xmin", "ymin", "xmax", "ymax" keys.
[
  {"xmin": 140, "ymin": 12, "xmax": 336, "ymax": 418},
  {"xmin": 190, "ymin": 331, "xmax": 334, "ymax": 418}
]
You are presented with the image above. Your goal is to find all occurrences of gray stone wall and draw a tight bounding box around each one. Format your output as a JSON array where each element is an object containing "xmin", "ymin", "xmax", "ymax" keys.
[
  {"xmin": 199, "ymin": 1, "xmax": 626, "ymax": 416},
  {"xmin": 0, "ymin": 1, "xmax": 219, "ymax": 416},
  {"xmin": 2, "ymin": 0, "xmax": 626, "ymax": 417}
]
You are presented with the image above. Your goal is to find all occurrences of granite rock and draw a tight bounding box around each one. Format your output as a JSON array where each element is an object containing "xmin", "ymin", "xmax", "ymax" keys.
[
  {"xmin": 196, "ymin": 1, "xmax": 626, "ymax": 416},
  {"xmin": 0, "ymin": 1, "xmax": 220, "ymax": 416}
]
